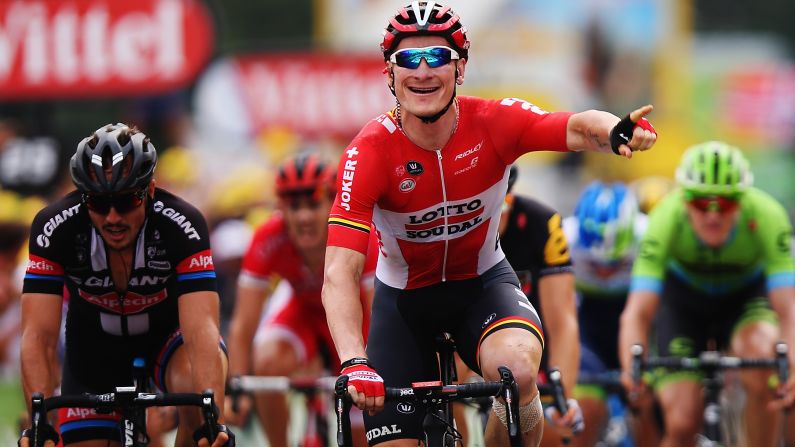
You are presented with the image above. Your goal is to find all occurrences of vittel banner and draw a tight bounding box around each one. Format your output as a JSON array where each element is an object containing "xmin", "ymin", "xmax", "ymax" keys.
[{"xmin": 0, "ymin": 0, "xmax": 213, "ymax": 99}]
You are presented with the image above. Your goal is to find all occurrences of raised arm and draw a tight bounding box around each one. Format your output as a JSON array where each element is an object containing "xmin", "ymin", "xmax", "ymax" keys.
[
  {"xmin": 566, "ymin": 105, "xmax": 656, "ymax": 158},
  {"xmin": 20, "ymin": 292, "xmax": 63, "ymax": 407}
]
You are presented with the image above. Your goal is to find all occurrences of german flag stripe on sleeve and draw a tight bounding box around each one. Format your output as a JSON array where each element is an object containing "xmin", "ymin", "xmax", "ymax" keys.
[
  {"xmin": 476, "ymin": 317, "xmax": 545, "ymax": 368},
  {"xmin": 328, "ymin": 217, "xmax": 371, "ymax": 234}
]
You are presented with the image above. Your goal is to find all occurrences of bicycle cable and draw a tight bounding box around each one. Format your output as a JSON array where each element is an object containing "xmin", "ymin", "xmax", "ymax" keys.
[{"xmin": 426, "ymin": 408, "xmax": 464, "ymax": 447}]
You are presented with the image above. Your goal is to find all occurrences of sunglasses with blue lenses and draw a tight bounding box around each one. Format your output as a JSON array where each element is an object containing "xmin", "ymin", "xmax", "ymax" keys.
[
  {"xmin": 389, "ymin": 46, "xmax": 460, "ymax": 69},
  {"xmin": 83, "ymin": 188, "xmax": 147, "ymax": 215}
]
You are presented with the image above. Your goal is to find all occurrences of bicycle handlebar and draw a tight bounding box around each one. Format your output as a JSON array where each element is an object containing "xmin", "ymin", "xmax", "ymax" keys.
[
  {"xmin": 334, "ymin": 365, "xmax": 522, "ymax": 447},
  {"xmin": 631, "ymin": 341, "xmax": 790, "ymax": 385},
  {"xmin": 229, "ymin": 375, "xmax": 337, "ymax": 394},
  {"xmin": 28, "ymin": 388, "xmax": 221, "ymax": 447}
]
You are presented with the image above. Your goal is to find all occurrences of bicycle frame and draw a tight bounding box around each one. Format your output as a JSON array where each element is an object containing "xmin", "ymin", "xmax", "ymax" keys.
[{"xmin": 631, "ymin": 342, "xmax": 789, "ymax": 446}]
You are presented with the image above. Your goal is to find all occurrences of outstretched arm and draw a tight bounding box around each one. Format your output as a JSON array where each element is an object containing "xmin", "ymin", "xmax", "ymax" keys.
[{"xmin": 567, "ymin": 105, "xmax": 656, "ymax": 158}]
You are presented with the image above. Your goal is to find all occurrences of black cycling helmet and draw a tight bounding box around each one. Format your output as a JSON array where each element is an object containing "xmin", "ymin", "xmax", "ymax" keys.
[
  {"xmin": 70, "ymin": 123, "xmax": 157, "ymax": 194},
  {"xmin": 381, "ymin": 1, "xmax": 470, "ymax": 61}
]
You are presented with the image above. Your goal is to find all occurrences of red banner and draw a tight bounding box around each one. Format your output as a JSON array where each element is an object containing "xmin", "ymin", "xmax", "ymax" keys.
[
  {"xmin": 231, "ymin": 53, "xmax": 394, "ymax": 137},
  {"xmin": 0, "ymin": 0, "xmax": 213, "ymax": 99}
]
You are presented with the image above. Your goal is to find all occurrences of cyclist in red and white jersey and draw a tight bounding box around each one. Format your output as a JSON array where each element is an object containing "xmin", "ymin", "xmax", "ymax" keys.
[
  {"xmin": 321, "ymin": 2, "xmax": 657, "ymax": 446},
  {"xmin": 225, "ymin": 152, "xmax": 378, "ymax": 447}
]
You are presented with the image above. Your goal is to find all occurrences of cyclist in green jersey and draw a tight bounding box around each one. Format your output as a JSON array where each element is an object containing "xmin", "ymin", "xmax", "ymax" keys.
[{"xmin": 618, "ymin": 141, "xmax": 795, "ymax": 447}]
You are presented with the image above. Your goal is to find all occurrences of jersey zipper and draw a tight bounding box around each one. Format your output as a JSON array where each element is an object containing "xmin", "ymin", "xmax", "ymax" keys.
[{"xmin": 435, "ymin": 149, "xmax": 449, "ymax": 282}]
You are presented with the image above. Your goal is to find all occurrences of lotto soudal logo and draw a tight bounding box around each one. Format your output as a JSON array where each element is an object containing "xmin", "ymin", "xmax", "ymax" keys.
[
  {"xmin": 405, "ymin": 199, "xmax": 485, "ymax": 239},
  {"xmin": 366, "ymin": 425, "xmax": 402, "ymax": 441}
]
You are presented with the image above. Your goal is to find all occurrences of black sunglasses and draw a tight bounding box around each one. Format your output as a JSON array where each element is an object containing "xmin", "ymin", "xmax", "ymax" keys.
[{"xmin": 83, "ymin": 188, "xmax": 147, "ymax": 215}]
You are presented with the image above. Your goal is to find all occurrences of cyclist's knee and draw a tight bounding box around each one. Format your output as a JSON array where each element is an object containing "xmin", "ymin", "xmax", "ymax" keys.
[
  {"xmin": 479, "ymin": 329, "xmax": 543, "ymax": 397},
  {"xmin": 252, "ymin": 338, "xmax": 301, "ymax": 375},
  {"xmin": 663, "ymin": 407, "xmax": 701, "ymax": 438}
]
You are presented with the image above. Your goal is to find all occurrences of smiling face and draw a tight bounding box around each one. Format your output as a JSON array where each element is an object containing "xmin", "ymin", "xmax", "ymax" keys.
[{"xmin": 388, "ymin": 36, "xmax": 466, "ymax": 121}]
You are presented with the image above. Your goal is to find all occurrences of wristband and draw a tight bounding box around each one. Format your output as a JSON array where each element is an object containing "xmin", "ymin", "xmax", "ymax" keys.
[{"xmin": 340, "ymin": 357, "xmax": 371, "ymax": 371}]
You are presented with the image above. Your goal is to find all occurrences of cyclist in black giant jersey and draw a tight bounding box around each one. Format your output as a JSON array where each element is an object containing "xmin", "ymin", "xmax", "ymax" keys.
[{"xmin": 19, "ymin": 124, "xmax": 232, "ymax": 447}]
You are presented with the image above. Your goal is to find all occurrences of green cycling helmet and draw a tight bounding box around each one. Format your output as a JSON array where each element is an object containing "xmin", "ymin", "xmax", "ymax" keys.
[{"xmin": 675, "ymin": 141, "xmax": 753, "ymax": 196}]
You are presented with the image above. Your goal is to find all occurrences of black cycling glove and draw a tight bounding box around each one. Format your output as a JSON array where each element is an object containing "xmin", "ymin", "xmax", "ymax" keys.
[
  {"xmin": 192, "ymin": 423, "xmax": 235, "ymax": 446},
  {"xmin": 18, "ymin": 423, "xmax": 60, "ymax": 447}
]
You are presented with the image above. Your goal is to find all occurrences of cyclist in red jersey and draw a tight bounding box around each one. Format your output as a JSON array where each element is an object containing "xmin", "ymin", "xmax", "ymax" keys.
[
  {"xmin": 19, "ymin": 124, "xmax": 231, "ymax": 447},
  {"xmin": 322, "ymin": 2, "xmax": 657, "ymax": 446},
  {"xmin": 225, "ymin": 152, "xmax": 378, "ymax": 447}
]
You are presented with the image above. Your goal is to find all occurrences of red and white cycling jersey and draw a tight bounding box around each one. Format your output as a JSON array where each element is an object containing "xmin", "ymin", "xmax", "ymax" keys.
[
  {"xmin": 239, "ymin": 212, "xmax": 378, "ymax": 311},
  {"xmin": 328, "ymin": 96, "xmax": 573, "ymax": 290}
]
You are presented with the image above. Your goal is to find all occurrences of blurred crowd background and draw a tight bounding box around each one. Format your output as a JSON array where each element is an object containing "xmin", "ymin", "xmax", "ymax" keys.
[{"xmin": 2, "ymin": 0, "xmax": 795, "ymax": 442}]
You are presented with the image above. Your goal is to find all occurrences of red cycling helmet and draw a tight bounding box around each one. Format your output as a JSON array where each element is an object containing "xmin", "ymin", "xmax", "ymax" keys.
[
  {"xmin": 275, "ymin": 152, "xmax": 336, "ymax": 199},
  {"xmin": 381, "ymin": 1, "xmax": 470, "ymax": 61}
]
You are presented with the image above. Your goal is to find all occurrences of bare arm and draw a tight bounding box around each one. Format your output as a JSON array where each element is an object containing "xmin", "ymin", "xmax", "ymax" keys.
[
  {"xmin": 226, "ymin": 283, "xmax": 269, "ymax": 377},
  {"xmin": 322, "ymin": 245, "xmax": 367, "ymax": 362},
  {"xmin": 20, "ymin": 293, "xmax": 62, "ymax": 408},
  {"xmin": 618, "ymin": 290, "xmax": 660, "ymax": 383},
  {"xmin": 566, "ymin": 105, "xmax": 655, "ymax": 158},
  {"xmin": 537, "ymin": 272, "xmax": 579, "ymax": 394},
  {"xmin": 178, "ymin": 290, "xmax": 227, "ymax": 420},
  {"xmin": 768, "ymin": 286, "xmax": 795, "ymax": 408}
]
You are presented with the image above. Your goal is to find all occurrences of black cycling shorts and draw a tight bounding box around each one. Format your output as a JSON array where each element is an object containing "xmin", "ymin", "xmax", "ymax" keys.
[
  {"xmin": 656, "ymin": 274, "xmax": 774, "ymax": 359},
  {"xmin": 363, "ymin": 258, "xmax": 544, "ymax": 445},
  {"xmin": 58, "ymin": 329, "xmax": 227, "ymax": 445}
]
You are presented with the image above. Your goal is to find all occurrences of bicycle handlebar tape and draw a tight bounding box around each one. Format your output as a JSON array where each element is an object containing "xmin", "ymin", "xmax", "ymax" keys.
[
  {"xmin": 630, "ymin": 344, "xmax": 644, "ymax": 384},
  {"xmin": 775, "ymin": 342, "xmax": 790, "ymax": 384},
  {"xmin": 335, "ymin": 375, "xmax": 353, "ymax": 447},
  {"xmin": 547, "ymin": 369, "xmax": 571, "ymax": 445}
]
